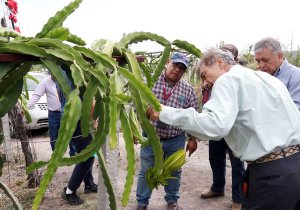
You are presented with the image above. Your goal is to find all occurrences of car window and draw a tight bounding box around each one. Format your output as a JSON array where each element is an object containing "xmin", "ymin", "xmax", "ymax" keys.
[{"xmin": 26, "ymin": 74, "xmax": 47, "ymax": 91}]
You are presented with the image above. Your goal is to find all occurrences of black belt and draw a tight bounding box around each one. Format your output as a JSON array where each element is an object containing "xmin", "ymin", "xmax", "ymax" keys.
[
  {"xmin": 160, "ymin": 137, "xmax": 173, "ymax": 141},
  {"xmin": 160, "ymin": 133, "xmax": 185, "ymax": 141},
  {"xmin": 247, "ymin": 144, "xmax": 300, "ymax": 165}
]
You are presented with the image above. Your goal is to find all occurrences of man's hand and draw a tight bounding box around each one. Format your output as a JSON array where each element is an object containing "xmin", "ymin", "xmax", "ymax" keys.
[
  {"xmin": 185, "ymin": 137, "xmax": 198, "ymax": 157},
  {"xmin": 133, "ymin": 136, "xmax": 138, "ymax": 145},
  {"xmin": 93, "ymin": 119, "xmax": 99, "ymax": 129},
  {"xmin": 146, "ymin": 106, "xmax": 160, "ymax": 121}
]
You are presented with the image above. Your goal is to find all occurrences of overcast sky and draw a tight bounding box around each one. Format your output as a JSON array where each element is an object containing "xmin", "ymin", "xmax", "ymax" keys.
[{"xmin": 16, "ymin": 0, "xmax": 300, "ymax": 54}]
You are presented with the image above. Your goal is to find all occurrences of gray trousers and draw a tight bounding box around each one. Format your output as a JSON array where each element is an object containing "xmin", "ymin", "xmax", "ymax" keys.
[{"xmin": 242, "ymin": 151, "xmax": 300, "ymax": 210}]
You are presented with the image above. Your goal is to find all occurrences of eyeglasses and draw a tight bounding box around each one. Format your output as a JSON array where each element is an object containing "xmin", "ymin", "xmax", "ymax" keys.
[{"xmin": 171, "ymin": 63, "xmax": 187, "ymax": 72}]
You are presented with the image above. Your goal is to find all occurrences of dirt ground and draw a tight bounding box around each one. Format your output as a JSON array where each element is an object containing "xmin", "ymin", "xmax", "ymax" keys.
[{"xmin": 1, "ymin": 132, "xmax": 235, "ymax": 210}]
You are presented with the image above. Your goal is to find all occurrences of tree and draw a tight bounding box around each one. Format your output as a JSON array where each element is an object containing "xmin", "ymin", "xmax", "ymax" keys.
[{"xmin": 8, "ymin": 103, "xmax": 40, "ymax": 188}]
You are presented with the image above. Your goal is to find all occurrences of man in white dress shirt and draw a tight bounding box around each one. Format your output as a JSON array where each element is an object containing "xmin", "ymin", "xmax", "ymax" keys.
[
  {"xmin": 147, "ymin": 48, "xmax": 300, "ymax": 210},
  {"xmin": 28, "ymin": 74, "xmax": 76, "ymax": 156}
]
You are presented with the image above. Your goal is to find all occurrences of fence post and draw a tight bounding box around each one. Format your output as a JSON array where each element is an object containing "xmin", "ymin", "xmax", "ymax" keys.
[{"xmin": 1, "ymin": 114, "xmax": 13, "ymax": 161}]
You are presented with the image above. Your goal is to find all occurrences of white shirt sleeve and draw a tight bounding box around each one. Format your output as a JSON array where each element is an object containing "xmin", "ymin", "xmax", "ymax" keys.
[
  {"xmin": 27, "ymin": 79, "xmax": 47, "ymax": 109},
  {"xmin": 160, "ymin": 74, "xmax": 239, "ymax": 140}
]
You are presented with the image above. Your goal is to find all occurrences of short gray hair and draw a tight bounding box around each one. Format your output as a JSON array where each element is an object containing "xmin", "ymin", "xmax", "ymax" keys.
[
  {"xmin": 199, "ymin": 48, "xmax": 236, "ymax": 67},
  {"xmin": 254, "ymin": 37, "xmax": 282, "ymax": 54},
  {"xmin": 196, "ymin": 49, "xmax": 236, "ymax": 77}
]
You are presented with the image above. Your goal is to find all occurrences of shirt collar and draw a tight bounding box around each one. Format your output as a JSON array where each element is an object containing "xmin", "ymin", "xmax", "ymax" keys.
[{"xmin": 274, "ymin": 58, "xmax": 288, "ymax": 77}]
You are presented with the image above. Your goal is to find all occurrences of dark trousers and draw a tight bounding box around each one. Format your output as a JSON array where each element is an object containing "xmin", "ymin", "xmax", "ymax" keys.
[
  {"xmin": 48, "ymin": 110, "xmax": 76, "ymax": 156},
  {"xmin": 67, "ymin": 122, "xmax": 95, "ymax": 192},
  {"xmin": 209, "ymin": 139, "xmax": 245, "ymax": 203},
  {"xmin": 242, "ymin": 151, "xmax": 300, "ymax": 210},
  {"xmin": 48, "ymin": 111, "xmax": 61, "ymax": 150}
]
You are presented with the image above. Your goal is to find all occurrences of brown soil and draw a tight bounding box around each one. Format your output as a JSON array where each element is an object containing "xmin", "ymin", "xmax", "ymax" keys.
[{"xmin": 1, "ymin": 132, "xmax": 234, "ymax": 210}]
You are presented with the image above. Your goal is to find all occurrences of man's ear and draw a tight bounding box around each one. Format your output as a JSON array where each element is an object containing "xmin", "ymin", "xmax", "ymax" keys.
[
  {"xmin": 165, "ymin": 59, "xmax": 171, "ymax": 68},
  {"xmin": 278, "ymin": 52, "xmax": 284, "ymax": 61},
  {"xmin": 216, "ymin": 58, "xmax": 224, "ymax": 68}
]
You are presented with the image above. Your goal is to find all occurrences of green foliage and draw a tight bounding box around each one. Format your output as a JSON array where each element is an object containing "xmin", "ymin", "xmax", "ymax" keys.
[
  {"xmin": 128, "ymin": 107, "xmax": 148, "ymax": 146},
  {"xmin": 0, "ymin": 130, "xmax": 3, "ymax": 177},
  {"xmin": 119, "ymin": 106, "xmax": 135, "ymax": 206},
  {"xmin": 117, "ymin": 31, "xmax": 170, "ymax": 52},
  {"xmin": 35, "ymin": 0, "xmax": 82, "ymax": 38},
  {"xmin": 146, "ymin": 149, "xmax": 186, "ymax": 190},
  {"xmin": 108, "ymin": 70, "xmax": 118, "ymax": 149},
  {"xmin": 151, "ymin": 45, "xmax": 171, "ymax": 88},
  {"xmin": 172, "ymin": 39, "xmax": 202, "ymax": 58},
  {"xmin": 46, "ymin": 27, "xmax": 69, "ymax": 40},
  {"xmin": 32, "ymin": 90, "xmax": 82, "ymax": 209},
  {"xmin": 46, "ymin": 27, "xmax": 86, "ymax": 46},
  {"xmin": 81, "ymin": 76, "xmax": 98, "ymax": 137},
  {"xmin": 96, "ymin": 151, "xmax": 117, "ymax": 210},
  {"xmin": 279, "ymin": 39, "xmax": 300, "ymax": 68},
  {"xmin": 0, "ymin": 62, "xmax": 32, "ymax": 117},
  {"xmin": 128, "ymin": 84, "xmax": 163, "ymax": 174},
  {"xmin": 0, "ymin": 0, "xmax": 202, "ymax": 209},
  {"xmin": 240, "ymin": 45, "xmax": 257, "ymax": 70},
  {"xmin": 0, "ymin": 42, "xmax": 52, "ymax": 59},
  {"xmin": 41, "ymin": 59, "xmax": 71, "ymax": 97},
  {"xmin": 0, "ymin": 28, "xmax": 20, "ymax": 38},
  {"xmin": 0, "ymin": 181, "xmax": 23, "ymax": 210},
  {"xmin": 118, "ymin": 67, "xmax": 161, "ymax": 111}
]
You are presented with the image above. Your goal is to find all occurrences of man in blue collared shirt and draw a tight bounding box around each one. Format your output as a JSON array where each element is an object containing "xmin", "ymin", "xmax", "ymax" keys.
[{"xmin": 254, "ymin": 37, "xmax": 300, "ymax": 110}]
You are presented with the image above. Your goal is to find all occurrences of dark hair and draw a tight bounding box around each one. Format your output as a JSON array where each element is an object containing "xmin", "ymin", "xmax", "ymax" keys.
[{"xmin": 220, "ymin": 44, "xmax": 239, "ymax": 62}]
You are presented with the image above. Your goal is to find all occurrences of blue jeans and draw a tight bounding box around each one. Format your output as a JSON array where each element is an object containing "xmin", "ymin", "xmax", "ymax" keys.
[
  {"xmin": 67, "ymin": 121, "xmax": 95, "ymax": 191},
  {"xmin": 48, "ymin": 110, "xmax": 76, "ymax": 156},
  {"xmin": 48, "ymin": 111, "xmax": 61, "ymax": 151},
  {"xmin": 209, "ymin": 139, "xmax": 245, "ymax": 203},
  {"xmin": 136, "ymin": 133, "xmax": 186, "ymax": 207}
]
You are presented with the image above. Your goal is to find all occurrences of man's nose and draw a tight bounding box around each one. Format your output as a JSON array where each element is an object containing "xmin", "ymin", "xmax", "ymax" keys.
[
  {"xmin": 203, "ymin": 81, "xmax": 209, "ymax": 87},
  {"xmin": 257, "ymin": 61, "xmax": 265, "ymax": 70}
]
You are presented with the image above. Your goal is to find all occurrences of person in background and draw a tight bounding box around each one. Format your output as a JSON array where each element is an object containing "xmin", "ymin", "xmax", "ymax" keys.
[
  {"xmin": 147, "ymin": 48, "xmax": 300, "ymax": 210},
  {"xmin": 200, "ymin": 44, "xmax": 245, "ymax": 210},
  {"xmin": 254, "ymin": 37, "xmax": 300, "ymax": 110},
  {"xmin": 27, "ymin": 73, "xmax": 76, "ymax": 156},
  {"xmin": 57, "ymin": 66, "xmax": 98, "ymax": 205},
  {"xmin": 136, "ymin": 52, "xmax": 200, "ymax": 210}
]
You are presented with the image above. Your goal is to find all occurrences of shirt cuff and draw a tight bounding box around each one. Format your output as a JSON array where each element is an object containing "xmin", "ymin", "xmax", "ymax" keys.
[{"xmin": 160, "ymin": 106, "xmax": 176, "ymax": 124}]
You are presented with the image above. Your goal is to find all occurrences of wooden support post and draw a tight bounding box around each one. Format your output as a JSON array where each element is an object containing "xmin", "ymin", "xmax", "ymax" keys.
[{"xmin": 1, "ymin": 114, "xmax": 13, "ymax": 161}]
